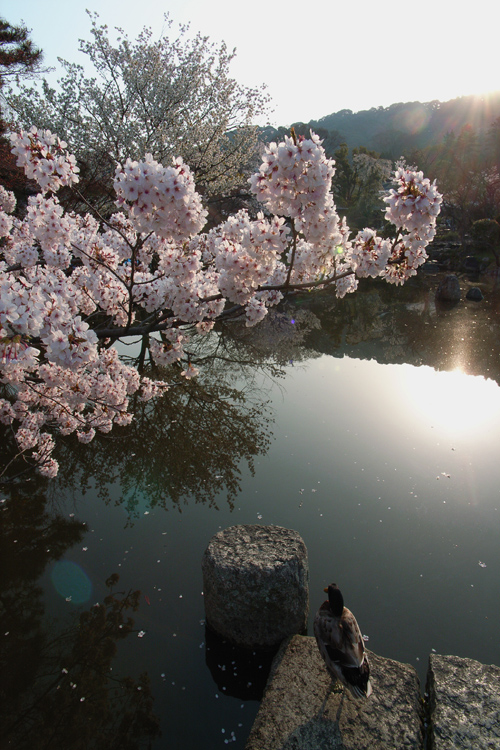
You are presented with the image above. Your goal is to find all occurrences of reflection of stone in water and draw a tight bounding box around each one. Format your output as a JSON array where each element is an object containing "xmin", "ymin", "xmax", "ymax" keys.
[
  {"xmin": 204, "ymin": 625, "xmax": 278, "ymax": 701},
  {"xmin": 51, "ymin": 559, "xmax": 92, "ymax": 604}
]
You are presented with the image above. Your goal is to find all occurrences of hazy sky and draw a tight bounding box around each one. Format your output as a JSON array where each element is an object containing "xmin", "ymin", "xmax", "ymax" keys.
[{"xmin": 3, "ymin": 0, "xmax": 498, "ymax": 126}]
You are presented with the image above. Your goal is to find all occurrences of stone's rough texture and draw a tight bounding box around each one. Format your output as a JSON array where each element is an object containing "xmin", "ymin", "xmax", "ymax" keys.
[
  {"xmin": 245, "ymin": 635, "xmax": 424, "ymax": 750},
  {"xmin": 426, "ymin": 653, "xmax": 500, "ymax": 749},
  {"xmin": 202, "ymin": 525, "xmax": 309, "ymax": 648},
  {"xmin": 436, "ymin": 274, "xmax": 461, "ymax": 302},
  {"xmin": 466, "ymin": 286, "xmax": 484, "ymax": 301}
]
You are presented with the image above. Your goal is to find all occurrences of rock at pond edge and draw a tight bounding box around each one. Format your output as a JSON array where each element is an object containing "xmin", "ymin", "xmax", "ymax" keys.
[
  {"xmin": 245, "ymin": 635, "xmax": 424, "ymax": 750},
  {"xmin": 435, "ymin": 274, "xmax": 461, "ymax": 302},
  {"xmin": 426, "ymin": 653, "xmax": 500, "ymax": 750},
  {"xmin": 466, "ymin": 286, "xmax": 484, "ymax": 301}
]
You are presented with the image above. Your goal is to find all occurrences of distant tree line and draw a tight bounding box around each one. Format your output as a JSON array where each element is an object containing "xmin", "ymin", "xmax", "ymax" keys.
[
  {"xmin": 410, "ymin": 119, "xmax": 500, "ymax": 250},
  {"xmin": 3, "ymin": 13, "xmax": 499, "ymax": 261},
  {"xmin": 308, "ymin": 94, "xmax": 500, "ymax": 156}
]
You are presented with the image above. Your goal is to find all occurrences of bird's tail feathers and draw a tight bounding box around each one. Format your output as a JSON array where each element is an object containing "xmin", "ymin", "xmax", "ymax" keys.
[{"xmin": 348, "ymin": 678, "xmax": 372, "ymax": 699}]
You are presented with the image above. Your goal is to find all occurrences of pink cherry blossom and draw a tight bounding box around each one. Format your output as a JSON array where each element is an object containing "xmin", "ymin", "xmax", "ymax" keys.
[{"xmin": 0, "ymin": 127, "xmax": 441, "ymax": 476}]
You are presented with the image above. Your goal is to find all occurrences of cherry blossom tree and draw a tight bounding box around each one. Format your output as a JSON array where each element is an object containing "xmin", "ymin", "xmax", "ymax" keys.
[
  {"xmin": 5, "ymin": 13, "xmax": 268, "ymax": 200},
  {"xmin": 0, "ymin": 126, "xmax": 442, "ymax": 478}
]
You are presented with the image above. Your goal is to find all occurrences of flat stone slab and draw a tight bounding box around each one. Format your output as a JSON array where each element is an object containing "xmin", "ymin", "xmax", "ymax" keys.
[
  {"xmin": 245, "ymin": 635, "xmax": 424, "ymax": 749},
  {"xmin": 427, "ymin": 653, "xmax": 500, "ymax": 749}
]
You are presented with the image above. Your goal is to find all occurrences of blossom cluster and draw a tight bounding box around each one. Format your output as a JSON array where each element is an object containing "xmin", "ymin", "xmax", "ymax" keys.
[
  {"xmin": 249, "ymin": 133, "xmax": 334, "ymax": 221},
  {"xmin": 10, "ymin": 127, "xmax": 80, "ymax": 193},
  {"xmin": 113, "ymin": 155, "xmax": 207, "ymax": 241},
  {"xmin": 249, "ymin": 133, "xmax": 355, "ymax": 291},
  {"xmin": 0, "ymin": 186, "xmax": 16, "ymax": 237},
  {"xmin": 384, "ymin": 166, "xmax": 442, "ymax": 234},
  {"xmin": 194, "ymin": 209, "xmax": 289, "ymax": 324},
  {"xmin": 350, "ymin": 229, "xmax": 391, "ymax": 278},
  {"xmin": 0, "ymin": 127, "xmax": 441, "ymax": 476},
  {"xmin": 381, "ymin": 165, "xmax": 443, "ymax": 284}
]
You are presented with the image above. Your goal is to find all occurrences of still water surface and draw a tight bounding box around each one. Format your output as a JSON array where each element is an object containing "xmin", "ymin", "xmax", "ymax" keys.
[{"xmin": 2, "ymin": 274, "xmax": 500, "ymax": 749}]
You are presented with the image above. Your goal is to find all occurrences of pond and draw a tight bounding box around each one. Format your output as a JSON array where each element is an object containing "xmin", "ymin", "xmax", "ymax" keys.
[{"xmin": 2, "ymin": 271, "xmax": 500, "ymax": 749}]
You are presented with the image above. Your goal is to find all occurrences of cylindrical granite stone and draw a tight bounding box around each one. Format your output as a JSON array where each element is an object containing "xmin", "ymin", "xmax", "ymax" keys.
[{"xmin": 202, "ymin": 524, "xmax": 309, "ymax": 648}]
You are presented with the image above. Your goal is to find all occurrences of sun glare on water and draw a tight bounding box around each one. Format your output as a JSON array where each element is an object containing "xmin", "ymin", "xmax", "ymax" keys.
[{"xmin": 401, "ymin": 365, "xmax": 500, "ymax": 438}]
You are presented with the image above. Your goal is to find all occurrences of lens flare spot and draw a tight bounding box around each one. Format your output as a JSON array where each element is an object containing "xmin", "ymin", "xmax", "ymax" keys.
[{"xmin": 51, "ymin": 560, "xmax": 92, "ymax": 604}]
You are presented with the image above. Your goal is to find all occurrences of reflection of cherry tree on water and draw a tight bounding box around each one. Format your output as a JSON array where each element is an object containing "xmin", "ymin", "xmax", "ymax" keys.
[
  {"xmin": 0, "ymin": 126, "xmax": 442, "ymax": 477},
  {"xmin": 2, "ymin": 569, "xmax": 160, "ymax": 748},
  {"xmin": 51, "ymin": 374, "xmax": 275, "ymax": 517},
  {"xmin": 0, "ymin": 468, "xmax": 159, "ymax": 748}
]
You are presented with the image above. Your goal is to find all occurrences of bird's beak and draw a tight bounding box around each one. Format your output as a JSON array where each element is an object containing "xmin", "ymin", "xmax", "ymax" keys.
[{"xmin": 323, "ymin": 587, "xmax": 328, "ymax": 593}]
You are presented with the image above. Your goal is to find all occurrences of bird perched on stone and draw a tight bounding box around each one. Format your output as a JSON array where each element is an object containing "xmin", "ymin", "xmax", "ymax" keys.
[{"xmin": 314, "ymin": 583, "xmax": 372, "ymax": 699}]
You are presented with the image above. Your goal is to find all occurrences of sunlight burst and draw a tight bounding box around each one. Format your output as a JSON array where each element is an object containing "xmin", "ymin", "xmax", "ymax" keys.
[{"xmin": 402, "ymin": 365, "xmax": 500, "ymax": 437}]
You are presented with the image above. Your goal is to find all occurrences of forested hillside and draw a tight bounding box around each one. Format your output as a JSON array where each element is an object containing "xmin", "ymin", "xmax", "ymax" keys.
[
  {"xmin": 260, "ymin": 92, "xmax": 500, "ymax": 160},
  {"xmin": 310, "ymin": 92, "xmax": 500, "ymax": 157}
]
